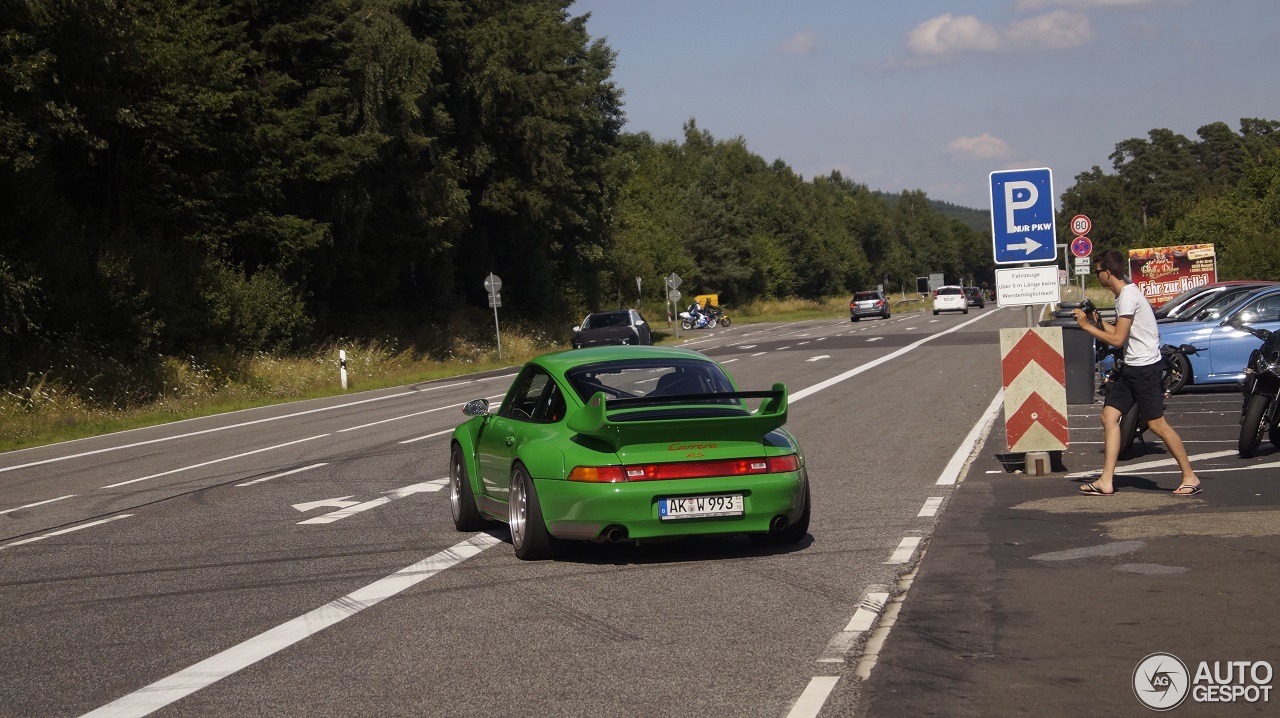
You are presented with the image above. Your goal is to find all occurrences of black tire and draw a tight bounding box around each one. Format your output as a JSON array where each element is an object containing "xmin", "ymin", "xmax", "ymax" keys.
[
  {"xmin": 1166, "ymin": 353, "xmax": 1191, "ymax": 395},
  {"xmin": 1239, "ymin": 394, "xmax": 1269, "ymax": 458},
  {"xmin": 963, "ymin": 308, "xmax": 969, "ymax": 314},
  {"xmin": 681, "ymin": 319, "xmax": 693, "ymax": 330},
  {"xmin": 1270, "ymin": 418, "xmax": 1280, "ymax": 449},
  {"xmin": 882, "ymin": 311, "xmax": 890, "ymax": 319},
  {"xmin": 509, "ymin": 465, "xmax": 561, "ymax": 560},
  {"xmin": 1119, "ymin": 405, "xmax": 1142, "ymax": 459},
  {"xmin": 720, "ymin": 316, "xmax": 730, "ymax": 327},
  {"xmin": 933, "ymin": 310, "xmax": 939, "ymax": 316},
  {"xmin": 851, "ymin": 316, "xmax": 860, "ymax": 322},
  {"xmin": 449, "ymin": 444, "xmax": 487, "ymax": 531},
  {"xmin": 750, "ymin": 479, "xmax": 810, "ymax": 546}
]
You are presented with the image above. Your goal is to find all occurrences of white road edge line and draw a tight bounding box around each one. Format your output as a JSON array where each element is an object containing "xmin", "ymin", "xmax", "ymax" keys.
[
  {"xmin": 1064, "ymin": 449, "xmax": 1240, "ymax": 478},
  {"xmin": 790, "ymin": 311, "xmax": 998, "ymax": 403},
  {"xmin": 1, "ymin": 514, "xmax": 133, "ymax": 550},
  {"xmin": 399, "ymin": 429, "xmax": 453, "ymax": 444},
  {"xmin": 0, "ymin": 494, "xmax": 78, "ymax": 515},
  {"xmin": 785, "ymin": 676, "xmax": 840, "ymax": 718},
  {"xmin": 340, "ymin": 393, "xmax": 504, "ymax": 433},
  {"xmin": 79, "ymin": 533, "xmax": 502, "ymax": 718},
  {"xmin": 917, "ymin": 497, "xmax": 945, "ymax": 517},
  {"xmin": 936, "ymin": 390, "xmax": 1004, "ymax": 485},
  {"xmin": 885, "ymin": 536, "xmax": 922, "ymax": 564},
  {"xmin": 235, "ymin": 463, "xmax": 328, "ymax": 487},
  {"xmin": 816, "ymin": 588, "xmax": 890, "ymax": 664},
  {"xmin": 101, "ymin": 435, "xmax": 331, "ymax": 489}
]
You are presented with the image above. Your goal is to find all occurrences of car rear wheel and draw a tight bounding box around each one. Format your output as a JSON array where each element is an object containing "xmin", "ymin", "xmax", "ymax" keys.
[
  {"xmin": 933, "ymin": 310, "xmax": 939, "ymax": 315},
  {"xmin": 509, "ymin": 465, "xmax": 561, "ymax": 560},
  {"xmin": 720, "ymin": 316, "xmax": 730, "ymax": 327},
  {"xmin": 1239, "ymin": 394, "xmax": 1268, "ymax": 458},
  {"xmin": 450, "ymin": 444, "xmax": 486, "ymax": 531},
  {"xmin": 851, "ymin": 316, "xmax": 859, "ymax": 322}
]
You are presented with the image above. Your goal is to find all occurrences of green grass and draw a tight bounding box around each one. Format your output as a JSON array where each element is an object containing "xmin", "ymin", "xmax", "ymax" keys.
[{"xmin": 1, "ymin": 295, "xmax": 931, "ymax": 453}]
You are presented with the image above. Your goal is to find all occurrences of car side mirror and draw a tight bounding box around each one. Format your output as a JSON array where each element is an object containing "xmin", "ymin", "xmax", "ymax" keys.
[
  {"xmin": 635, "ymin": 320, "xmax": 645, "ymax": 326},
  {"xmin": 1229, "ymin": 312, "xmax": 1256, "ymax": 329},
  {"xmin": 572, "ymin": 326, "xmax": 581, "ymax": 333},
  {"xmin": 462, "ymin": 398, "xmax": 491, "ymax": 416}
]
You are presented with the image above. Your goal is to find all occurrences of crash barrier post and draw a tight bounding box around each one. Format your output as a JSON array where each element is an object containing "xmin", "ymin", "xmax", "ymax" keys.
[
  {"xmin": 339, "ymin": 349, "xmax": 348, "ymax": 390},
  {"xmin": 1000, "ymin": 327, "xmax": 1069, "ymax": 455}
]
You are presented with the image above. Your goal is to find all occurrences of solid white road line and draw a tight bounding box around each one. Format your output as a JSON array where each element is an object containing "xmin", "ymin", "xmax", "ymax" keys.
[
  {"xmin": 100, "ymin": 435, "xmax": 331, "ymax": 489},
  {"xmin": 751, "ymin": 352, "xmax": 766, "ymax": 357},
  {"xmin": 0, "ymin": 494, "xmax": 77, "ymax": 515},
  {"xmin": 935, "ymin": 390, "xmax": 1004, "ymax": 485},
  {"xmin": 785, "ymin": 676, "xmax": 840, "ymax": 718},
  {"xmin": 0, "ymin": 392, "xmax": 415, "ymax": 475},
  {"xmin": 721, "ymin": 358, "xmax": 739, "ymax": 364},
  {"xmin": 235, "ymin": 463, "xmax": 328, "ymax": 487},
  {"xmin": 885, "ymin": 537, "xmax": 921, "ymax": 564},
  {"xmin": 1064, "ymin": 449, "xmax": 1240, "ymax": 478},
  {"xmin": 79, "ymin": 533, "xmax": 502, "ymax": 718},
  {"xmin": 399, "ymin": 429, "xmax": 453, "ymax": 444},
  {"xmin": 339, "ymin": 393, "xmax": 504, "ymax": 433},
  {"xmin": 790, "ymin": 311, "xmax": 999, "ymax": 404},
  {"xmin": 1, "ymin": 514, "xmax": 133, "ymax": 550}
]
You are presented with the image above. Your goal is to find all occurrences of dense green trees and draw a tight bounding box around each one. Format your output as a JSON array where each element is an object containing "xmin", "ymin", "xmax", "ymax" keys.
[{"xmin": 1059, "ymin": 119, "xmax": 1280, "ymax": 280}]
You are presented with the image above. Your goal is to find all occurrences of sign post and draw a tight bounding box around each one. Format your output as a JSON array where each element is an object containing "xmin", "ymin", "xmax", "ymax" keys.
[
  {"xmin": 666, "ymin": 273, "xmax": 682, "ymax": 337},
  {"xmin": 484, "ymin": 273, "xmax": 503, "ymax": 361}
]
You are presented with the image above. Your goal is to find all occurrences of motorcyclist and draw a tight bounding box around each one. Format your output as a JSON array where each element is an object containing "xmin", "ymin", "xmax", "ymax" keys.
[{"xmin": 687, "ymin": 300, "xmax": 704, "ymax": 327}]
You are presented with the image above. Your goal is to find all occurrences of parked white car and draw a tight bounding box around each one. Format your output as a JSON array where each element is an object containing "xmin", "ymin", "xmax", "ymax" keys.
[{"xmin": 932, "ymin": 285, "xmax": 968, "ymax": 315}]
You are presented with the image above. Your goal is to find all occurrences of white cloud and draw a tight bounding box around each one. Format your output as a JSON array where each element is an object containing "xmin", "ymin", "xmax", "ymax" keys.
[
  {"xmin": 779, "ymin": 30, "xmax": 817, "ymax": 55},
  {"xmin": 946, "ymin": 133, "xmax": 1014, "ymax": 162},
  {"xmin": 905, "ymin": 11, "xmax": 1094, "ymax": 64}
]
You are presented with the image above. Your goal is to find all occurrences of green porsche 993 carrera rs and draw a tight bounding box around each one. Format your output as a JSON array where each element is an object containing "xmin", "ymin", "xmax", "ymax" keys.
[{"xmin": 448, "ymin": 345, "xmax": 810, "ymax": 559}]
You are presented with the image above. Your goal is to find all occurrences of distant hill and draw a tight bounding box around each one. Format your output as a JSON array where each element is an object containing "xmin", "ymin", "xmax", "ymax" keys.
[{"xmin": 877, "ymin": 192, "xmax": 990, "ymax": 234}]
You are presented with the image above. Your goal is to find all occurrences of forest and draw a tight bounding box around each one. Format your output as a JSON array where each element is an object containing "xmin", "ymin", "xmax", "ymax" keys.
[{"xmin": 3, "ymin": 0, "xmax": 1279, "ymax": 401}]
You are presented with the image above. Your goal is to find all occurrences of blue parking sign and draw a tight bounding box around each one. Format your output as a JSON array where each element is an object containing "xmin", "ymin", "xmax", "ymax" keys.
[{"xmin": 990, "ymin": 168, "xmax": 1057, "ymax": 265}]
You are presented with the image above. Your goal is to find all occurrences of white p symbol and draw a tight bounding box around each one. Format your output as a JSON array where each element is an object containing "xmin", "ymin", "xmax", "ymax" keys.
[{"xmin": 1005, "ymin": 181, "xmax": 1038, "ymax": 233}]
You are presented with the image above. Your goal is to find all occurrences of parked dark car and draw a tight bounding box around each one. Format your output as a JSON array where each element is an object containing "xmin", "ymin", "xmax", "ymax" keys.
[
  {"xmin": 849, "ymin": 290, "xmax": 890, "ymax": 321},
  {"xmin": 572, "ymin": 309, "xmax": 652, "ymax": 349},
  {"xmin": 963, "ymin": 287, "xmax": 985, "ymax": 308}
]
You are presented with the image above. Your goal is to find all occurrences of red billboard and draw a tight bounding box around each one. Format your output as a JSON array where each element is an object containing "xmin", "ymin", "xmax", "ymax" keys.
[{"xmin": 1127, "ymin": 244, "xmax": 1217, "ymax": 308}]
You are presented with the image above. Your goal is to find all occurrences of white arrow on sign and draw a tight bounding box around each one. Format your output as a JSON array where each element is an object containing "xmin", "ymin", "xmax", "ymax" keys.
[
  {"xmin": 806, "ymin": 355, "xmax": 831, "ymax": 362},
  {"xmin": 1007, "ymin": 237, "xmax": 1044, "ymax": 254},
  {"xmin": 296, "ymin": 479, "xmax": 447, "ymax": 525}
]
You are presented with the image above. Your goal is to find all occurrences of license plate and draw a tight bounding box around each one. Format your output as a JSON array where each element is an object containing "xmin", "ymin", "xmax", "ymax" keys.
[{"xmin": 659, "ymin": 494, "xmax": 744, "ymax": 520}]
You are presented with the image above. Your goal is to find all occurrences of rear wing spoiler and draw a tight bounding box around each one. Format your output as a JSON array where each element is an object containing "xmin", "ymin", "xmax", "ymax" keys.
[{"xmin": 566, "ymin": 383, "xmax": 788, "ymax": 450}]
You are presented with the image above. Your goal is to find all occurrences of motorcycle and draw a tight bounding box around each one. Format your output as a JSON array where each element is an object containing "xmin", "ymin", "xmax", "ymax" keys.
[
  {"xmin": 1232, "ymin": 315, "xmax": 1280, "ymax": 458},
  {"xmin": 704, "ymin": 304, "xmax": 731, "ymax": 327},
  {"xmin": 678, "ymin": 310, "xmax": 718, "ymax": 330},
  {"xmin": 1083, "ymin": 299, "xmax": 1201, "ymax": 458}
]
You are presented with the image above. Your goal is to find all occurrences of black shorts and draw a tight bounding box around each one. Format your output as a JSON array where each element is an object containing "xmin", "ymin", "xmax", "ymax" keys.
[{"xmin": 1105, "ymin": 361, "xmax": 1165, "ymax": 420}]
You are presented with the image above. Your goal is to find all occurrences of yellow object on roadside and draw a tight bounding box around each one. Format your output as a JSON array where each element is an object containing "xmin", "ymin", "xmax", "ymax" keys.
[{"xmin": 694, "ymin": 293, "xmax": 719, "ymax": 307}]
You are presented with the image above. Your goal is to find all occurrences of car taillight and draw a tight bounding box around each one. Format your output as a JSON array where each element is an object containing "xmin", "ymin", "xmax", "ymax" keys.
[{"xmin": 568, "ymin": 454, "xmax": 800, "ymax": 482}]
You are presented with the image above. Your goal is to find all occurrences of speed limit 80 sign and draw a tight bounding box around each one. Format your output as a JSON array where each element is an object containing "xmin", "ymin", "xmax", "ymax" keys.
[{"xmin": 1070, "ymin": 214, "xmax": 1091, "ymax": 236}]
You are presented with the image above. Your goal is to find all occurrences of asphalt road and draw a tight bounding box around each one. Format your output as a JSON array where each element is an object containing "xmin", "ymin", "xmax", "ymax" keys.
[{"xmin": 2, "ymin": 306, "xmax": 1273, "ymax": 717}]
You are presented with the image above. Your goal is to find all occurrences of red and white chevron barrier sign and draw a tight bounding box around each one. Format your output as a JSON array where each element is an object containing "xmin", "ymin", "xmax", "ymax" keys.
[{"xmin": 1000, "ymin": 327, "xmax": 1069, "ymax": 452}]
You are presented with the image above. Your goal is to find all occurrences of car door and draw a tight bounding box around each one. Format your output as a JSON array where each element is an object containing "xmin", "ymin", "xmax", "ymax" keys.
[
  {"xmin": 476, "ymin": 367, "xmax": 560, "ymax": 501},
  {"xmin": 1207, "ymin": 291, "xmax": 1280, "ymax": 380}
]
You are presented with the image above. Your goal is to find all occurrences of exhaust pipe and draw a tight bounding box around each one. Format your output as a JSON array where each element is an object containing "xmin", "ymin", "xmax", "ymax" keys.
[
  {"xmin": 769, "ymin": 515, "xmax": 788, "ymax": 532},
  {"xmin": 603, "ymin": 526, "xmax": 628, "ymax": 542}
]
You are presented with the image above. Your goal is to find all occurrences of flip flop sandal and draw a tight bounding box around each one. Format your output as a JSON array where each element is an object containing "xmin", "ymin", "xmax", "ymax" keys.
[
  {"xmin": 1173, "ymin": 484, "xmax": 1203, "ymax": 496},
  {"xmin": 1079, "ymin": 482, "xmax": 1115, "ymax": 496}
]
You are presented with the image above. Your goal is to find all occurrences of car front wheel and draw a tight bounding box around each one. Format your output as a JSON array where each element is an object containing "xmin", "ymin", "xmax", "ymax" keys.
[
  {"xmin": 509, "ymin": 465, "xmax": 561, "ymax": 560},
  {"xmin": 450, "ymin": 444, "xmax": 486, "ymax": 531}
]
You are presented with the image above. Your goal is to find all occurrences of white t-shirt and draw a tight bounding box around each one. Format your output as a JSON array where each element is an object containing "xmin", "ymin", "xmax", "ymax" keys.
[{"xmin": 1116, "ymin": 283, "xmax": 1160, "ymax": 366}]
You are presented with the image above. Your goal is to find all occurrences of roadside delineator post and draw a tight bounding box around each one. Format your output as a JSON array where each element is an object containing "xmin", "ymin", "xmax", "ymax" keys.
[{"xmin": 1000, "ymin": 327, "xmax": 1069, "ymax": 467}]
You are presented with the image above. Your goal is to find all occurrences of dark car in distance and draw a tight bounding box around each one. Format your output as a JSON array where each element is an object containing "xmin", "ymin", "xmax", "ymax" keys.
[
  {"xmin": 572, "ymin": 309, "xmax": 652, "ymax": 349},
  {"xmin": 963, "ymin": 287, "xmax": 985, "ymax": 309},
  {"xmin": 849, "ymin": 290, "xmax": 891, "ymax": 321}
]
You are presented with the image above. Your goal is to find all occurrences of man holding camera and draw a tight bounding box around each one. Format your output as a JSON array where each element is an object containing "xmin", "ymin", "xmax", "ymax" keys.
[{"xmin": 1071, "ymin": 249, "xmax": 1201, "ymax": 496}]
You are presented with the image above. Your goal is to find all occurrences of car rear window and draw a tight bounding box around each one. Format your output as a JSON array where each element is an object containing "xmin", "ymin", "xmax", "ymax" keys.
[
  {"xmin": 581, "ymin": 312, "xmax": 630, "ymax": 329},
  {"xmin": 939, "ymin": 287, "xmax": 962, "ymax": 295},
  {"xmin": 567, "ymin": 358, "xmax": 737, "ymax": 404},
  {"xmin": 855, "ymin": 292, "xmax": 879, "ymax": 301}
]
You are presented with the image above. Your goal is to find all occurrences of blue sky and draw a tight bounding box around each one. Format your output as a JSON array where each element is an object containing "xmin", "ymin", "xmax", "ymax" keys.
[{"xmin": 569, "ymin": 0, "xmax": 1280, "ymax": 210}]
